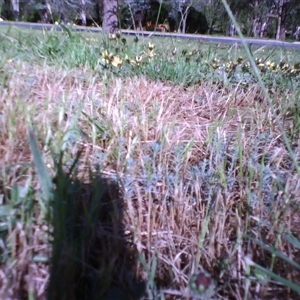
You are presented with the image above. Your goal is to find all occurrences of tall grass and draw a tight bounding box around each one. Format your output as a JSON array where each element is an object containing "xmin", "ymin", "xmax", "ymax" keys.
[{"xmin": 0, "ymin": 9, "xmax": 300, "ymax": 300}]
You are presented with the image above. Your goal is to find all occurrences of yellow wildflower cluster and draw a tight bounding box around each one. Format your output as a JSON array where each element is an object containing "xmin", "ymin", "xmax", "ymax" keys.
[
  {"xmin": 100, "ymin": 32, "xmax": 299, "ymax": 77},
  {"xmin": 101, "ymin": 49, "xmax": 123, "ymax": 67},
  {"xmin": 101, "ymin": 41, "xmax": 157, "ymax": 68},
  {"xmin": 255, "ymin": 58, "xmax": 300, "ymax": 74},
  {"xmin": 211, "ymin": 56, "xmax": 300, "ymax": 76}
]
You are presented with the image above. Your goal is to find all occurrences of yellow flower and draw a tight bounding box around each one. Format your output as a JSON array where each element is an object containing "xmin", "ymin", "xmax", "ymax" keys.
[
  {"xmin": 255, "ymin": 58, "xmax": 262, "ymax": 64},
  {"xmin": 278, "ymin": 61, "xmax": 286, "ymax": 69},
  {"xmin": 289, "ymin": 68, "xmax": 296, "ymax": 74},
  {"xmin": 135, "ymin": 56, "xmax": 143, "ymax": 66},
  {"xmin": 282, "ymin": 64, "xmax": 289, "ymax": 71},
  {"xmin": 148, "ymin": 42, "xmax": 155, "ymax": 51},
  {"xmin": 147, "ymin": 50, "xmax": 155, "ymax": 59},
  {"xmin": 212, "ymin": 62, "xmax": 218, "ymax": 69},
  {"xmin": 294, "ymin": 62, "xmax": 300, "ymax": 70},
  {"xmin": 244, "ymin": 62, "xmax": 250, "ymax": 69},
  {"xmin": 225, "ymin": 61, "xmax": 233, "ymax": 70},
  {"xmin": 268, "ymin": 62, "xmax": 276, "ymax": 70},
  {"xmin": 111, "ymin": 56, "xmax": 123, "ymax": 67},
  {"xmin": 102, "ymin": 50, "xmax": 112, "ymax": 64}
]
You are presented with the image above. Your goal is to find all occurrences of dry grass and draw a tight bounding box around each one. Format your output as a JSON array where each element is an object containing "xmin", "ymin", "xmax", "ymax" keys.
[{"xmin": 0, "ymin": 59, "xmax": 300, "ymax": 299}]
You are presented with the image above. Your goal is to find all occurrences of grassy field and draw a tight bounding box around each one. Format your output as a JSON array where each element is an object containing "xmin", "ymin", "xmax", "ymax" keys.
[{"xmin": 0, "ymin": 24, "xmax": 300, "ymax": 300}]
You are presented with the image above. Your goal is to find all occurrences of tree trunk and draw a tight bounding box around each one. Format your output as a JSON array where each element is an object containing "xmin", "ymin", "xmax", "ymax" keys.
[
  {"xmin": 80, "ymin": 0, "xmax": 86, "ymax": 26},
  {"xmin": 229, "ymin": 20, "xmax": 236, "ymax": 36},
  {"xmin": 276, "ymin": 0, "xmax": 284, "ymax": 40},
  {"xmin": 41, "ymin": 0, "xmax": 52, "ymax": 23},
  {"xmin": 10, "ymin": 0, "xmax": 19, "ymax": 21},
  {"xmin": 178, "ymin": 2, "xmax": 192, "ymax": 34},
  {"xmin": 251, "ymin": 0, "xmax": 260, "ymax": 38},
  {"xmin": 252, "ymin": 18, "xmax": 260, "ymax": 38},
  {"xmin": 294, "ymin": 26, "xmax": 300, "ymax": 40},
  {"xmin": 260, "ymin": 20, "xmax": 268, "ymax": 38},
  {"xmin": 102, "ymin": 0, "xmax": 118, "ymax": 34},
  {"xmin": 133, "ymin": 11, "xmax": 144, "ymax": 31}
]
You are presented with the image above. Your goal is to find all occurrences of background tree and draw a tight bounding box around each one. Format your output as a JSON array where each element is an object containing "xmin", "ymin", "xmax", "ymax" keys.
[
  {"xmin": 278, "ymin": 0, "xmax": 300, "ymax": 39},
  {"xmin": 0, "ymin": 0, "xmax": 300, "ymax": 39},
  {"xmin": 0, "ymin": 0, "xmax": 97, "ymax": 24},
  {"xmin": 102, "ymin": 0, "xmax": 118, "ymax": 33},
  {"xmin": 10, "ymin": 0, "xmax": 19, "ymax": 20},
  {"xmin": 202, "ymin": 0, "xmax": 226, "ymax": 34},
  {"xmin": 79, "ymin": 0, "xmax": 86, "ymax": 25},
  {"xmin": 1, "ymin": 0, "xmax": 20, "ymax": 21}
]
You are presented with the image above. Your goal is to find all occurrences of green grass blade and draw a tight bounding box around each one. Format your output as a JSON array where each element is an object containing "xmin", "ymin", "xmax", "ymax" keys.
[
  {"xmin": 245, "ymin": 257, "xmax": 300, "ymax": 294},
  {"xmin": 81, "ymin": 110, "xmax": 110, "ymax": 137},
  {"xmin": 60, "ymin": 23, "xmax": 73, "ymax": 39},
  {"xmin": 248, "ymin": 237, "xmax": 300, "ymax": 272},
  {"xmin": 282, "ymin": 233, "xmax": 300, "ymax": 249},
  {"xmin": 28, "ymin": 129, "xmax": 53, "ymax": 202}
]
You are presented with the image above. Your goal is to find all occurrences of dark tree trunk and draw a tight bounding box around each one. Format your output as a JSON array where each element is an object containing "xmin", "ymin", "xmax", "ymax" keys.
[
  {"xmin": 276, "ymin": 0, "xmax": 284, "ymax": 40},
  {"xmin": 40, "ymin": 0, "xmax": 52, "ymax": 24},
  {"xmin": 10, "ymin": 0, "xmax": 19, "ymax": 21},
  {"xmin": 102, "ymin": 0, "xmax": 118, "ymax": 34},
  {"xmin": 134, "ymin": 10, "xmax": 144, "ymax": 31},
  {"xmin": 80, "ymin": 0, "xmax": 86, "ymax": 26}
]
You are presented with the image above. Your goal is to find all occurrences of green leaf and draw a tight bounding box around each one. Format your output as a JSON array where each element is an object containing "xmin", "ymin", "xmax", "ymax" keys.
[
  {"xmin": 282, "ymin": 233, "xmax": 300, "ymax": 249},
  {"xmin": 245, "ymin": 257, "xmax": 300, "ymax": 294},
  {"xmin": 60, "ymin": 23, "xmax": 72, "ymax": 39},
  {"xmin": 248, "ymin": 236, "xmax": 300, "ymax": 272},
  {"xmin": 81, "ymin": 111, "xmax": 110, "ymax": 138},
  {"xmin": 28, "ymin": 130, "xmax": 53, "ymax": 202}
]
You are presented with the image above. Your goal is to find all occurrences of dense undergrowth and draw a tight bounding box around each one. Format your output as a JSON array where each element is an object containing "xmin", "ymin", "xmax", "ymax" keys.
[{"xmin": 0, "ymin": 23, "xmax": 300, "ymax": 300}]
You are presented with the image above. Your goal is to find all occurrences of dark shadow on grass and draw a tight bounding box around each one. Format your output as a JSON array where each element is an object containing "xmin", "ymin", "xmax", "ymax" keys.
[{"xmin": 47, "ymin": 153, "xmax": 145, "ymax": 300}]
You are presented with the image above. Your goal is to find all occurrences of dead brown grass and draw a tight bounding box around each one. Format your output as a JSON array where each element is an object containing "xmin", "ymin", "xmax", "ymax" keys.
[{"xmin": 0, "ymin": 60, "xmax": 300, "ymax": 299}]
